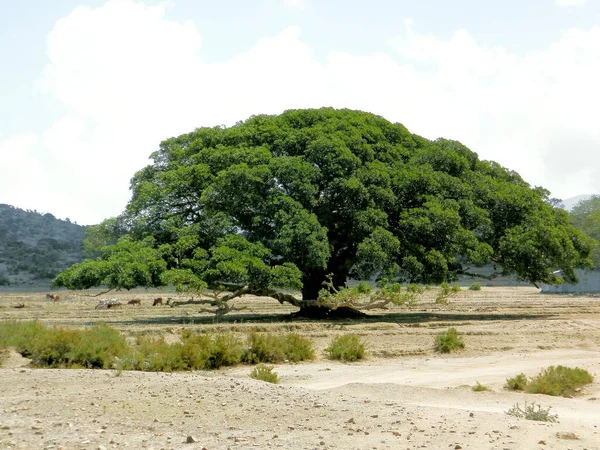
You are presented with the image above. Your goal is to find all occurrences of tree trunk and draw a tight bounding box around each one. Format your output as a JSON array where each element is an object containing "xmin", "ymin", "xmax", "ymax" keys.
[{"xmin": 301, "ymin": 269, "xmax": 326, "ymax": 301}]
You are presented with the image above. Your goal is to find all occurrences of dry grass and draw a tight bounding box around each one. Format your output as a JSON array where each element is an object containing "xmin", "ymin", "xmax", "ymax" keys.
[{"xmin": 2, "ymin": 287, "xmax": 600, "ymax": 361}]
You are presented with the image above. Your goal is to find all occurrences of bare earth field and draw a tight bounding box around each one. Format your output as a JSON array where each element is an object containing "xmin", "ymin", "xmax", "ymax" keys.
[{"xmin": 1, "ymin": 286, "xmax": 599, "ymax": 450}]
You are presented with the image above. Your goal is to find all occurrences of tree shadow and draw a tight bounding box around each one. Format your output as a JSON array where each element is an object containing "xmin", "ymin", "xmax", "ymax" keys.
[{"xmin": 91, "ymin": 310, "xmax": 555, "ymax": 328}]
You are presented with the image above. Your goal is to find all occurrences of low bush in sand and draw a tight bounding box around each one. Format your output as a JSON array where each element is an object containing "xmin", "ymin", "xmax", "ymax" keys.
[
  {"xmin": 434, "ymin": 327, "xmax": 465, "ymax": 353},
  {"xmin": 0, "ymin": 321, "xmax": 128, "ymax": 369},
  {"xmin": 504, "ymin": 366, "xmax": 593, "ymax": 397},
  {"xmin": 125, "ymin": 332, "xmax": 245, "ymax": 371},
  {"xmin": 243, "ymin": 332, "xmax": 315, "ymax": 364},
  {"xmin": 469, "ymin": 282, "xmax": 482, "ymax": 291},
  {"xmin": 250, "ymin": 364, "xmax": 279, "ymax": 383},
  {"xmin": 527, "ymin": 366, "xmax": 594, "ymax": 397},
  {"xmin": 472, "ymin": 381, "xmax": 491, "ymax": 392},
  {"xmin": 506, "ymin": 402, "xmax": 558, "ymax": 422},
  {"xmin": 326, "ymin": 334, "xmax": 366, "ymax": 362},
  {"xmin": 1, "ymin": 321, "xmax": 316, "ymax": 372},
  {"xmin": 505, "ymin": 373, "xmax": 528, "ymax": 391}
]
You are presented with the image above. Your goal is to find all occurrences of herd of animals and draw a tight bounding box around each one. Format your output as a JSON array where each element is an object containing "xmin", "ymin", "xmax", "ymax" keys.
[{"xmin": 43, "ymin": 293, "xmax": 166, "ymax": 309}]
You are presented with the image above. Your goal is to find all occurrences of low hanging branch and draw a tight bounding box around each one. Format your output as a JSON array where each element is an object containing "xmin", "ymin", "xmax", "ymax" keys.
[{"xmin": 166, "ymin": 277, "xmax": 305, "ymax": 316}]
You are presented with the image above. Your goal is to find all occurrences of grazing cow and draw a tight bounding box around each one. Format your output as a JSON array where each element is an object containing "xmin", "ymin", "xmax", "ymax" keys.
[
  {"xmin": 45, "ymin": 293, "xmax": 60, "ymax": 302},
  {"xmin": 128, "ymin": 298, "xmax": 141, "ymax": 306},
  {"xmin": 95, "ymin": 298, "xmax": 121, "ymax": 309},
  {"xmin": 153, "ymin": 297, "xmax": 163, "ymax": 306}
]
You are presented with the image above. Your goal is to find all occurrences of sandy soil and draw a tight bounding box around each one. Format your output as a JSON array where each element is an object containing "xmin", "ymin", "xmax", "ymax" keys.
[{"xmin": 1, "ymin": 287, "xmax": 600, "ymax": 449}]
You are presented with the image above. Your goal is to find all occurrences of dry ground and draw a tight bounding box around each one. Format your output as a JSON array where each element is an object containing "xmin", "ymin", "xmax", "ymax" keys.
[{"xmin": 1, "ymin": 286, "xmax": 599, "ymax": 449}]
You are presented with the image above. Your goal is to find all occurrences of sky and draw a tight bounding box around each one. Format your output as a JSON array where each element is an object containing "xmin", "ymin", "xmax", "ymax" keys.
[{"xmin": 1, "ymin": 0, "xmax": 599, "ymax": 225}]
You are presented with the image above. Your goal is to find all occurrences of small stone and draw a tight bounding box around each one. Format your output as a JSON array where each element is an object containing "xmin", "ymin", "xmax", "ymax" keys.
[
  {"xmin": 97, "ymin": 446, "xmax": 107, "ymax": 450},
  {"xmin": 320, "ymin": 441, "xmax": 325, "ymax": 446},
  {"xmin": 469, "ymin": 412, "xmax": 474, "ymax": 418},
  {"xmin": 455, "ymin": 445, "xmax": 462, "ymax": 450},
  {"xmin": 186, "ymin": 435, "xmax": 197, "ymax": 444},
  {"xmin": 538, "ymin": 441, "xmax": 546, "ymax": 445}
]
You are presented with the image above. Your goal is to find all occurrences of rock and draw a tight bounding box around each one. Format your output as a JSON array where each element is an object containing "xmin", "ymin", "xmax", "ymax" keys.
[
  {"xmin": 455, "ymin": 445, "xmax": 462, "ymax": 450},
  {"xmin": 98, "ymin": 446, "xmax": 107, "ymax": 450},
  {"xmin": 186, "ymin": 435, "xmax": 197, "ymax": 443}
]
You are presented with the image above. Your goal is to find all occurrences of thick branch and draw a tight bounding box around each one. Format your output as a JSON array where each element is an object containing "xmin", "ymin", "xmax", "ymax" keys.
[
  {"xmin": 80, "ymin": 288, "xmax": 116, "ymax": 298},
  {"xmin": 456, "ymin": 270, "xmax": 499, "ymax": 280}
]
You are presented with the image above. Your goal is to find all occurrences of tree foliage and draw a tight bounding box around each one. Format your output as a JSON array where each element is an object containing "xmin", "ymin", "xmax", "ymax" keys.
[
  {"xmin": 54, "ymin": 108, "xmax": 593, "ymax": 313},
  {"xmin": 569, "ymin": 195, "xmax": 600, "ymax": 266}
]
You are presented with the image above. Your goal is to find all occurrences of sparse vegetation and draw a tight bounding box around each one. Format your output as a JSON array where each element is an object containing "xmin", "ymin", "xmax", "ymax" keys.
[
  {"xmin": 435, "ymin": 283, "xmax": 461, "ymax": 304},
  {"xmin": 243, "ymin": 332, "xmax": 315, "ymax": 364},
  {"xmin": 505, "ymin": 373, "xmax": 528, "ymax": 391},
  {"xmin": 325, "ymin": 334, "xmax": 366, "ymax": 362},
  {"xmin": 527, "ymin": 366, "xmax": 594, "ymax": 397},
  {"xmin": 0, "ymin": 321, "xmax": 314, "ymax": 372},
  {"xmin": 504, "ymin": 366, "xmax": 593, "ymax": 397},
  {"xmin": 472, "ymin": 381, "xmax": 491, "ymax": 392},
  {"xmin": 434, "ymin": 327, "xmax": 465, "ymax": 353},
  {"xmin": 556, "ymin": 432, "xmax": 580, "ymax": 440},
  {"xmin": 249, "ymin": 364, "xmax": 279, "ymax": 383},
  {"xmin": 469, "ymin": 282, "xmax": 482, "ymax": 291},
  {"xmin": 506, "ymin": 402, "xmax": 558, "ymax": 422}
]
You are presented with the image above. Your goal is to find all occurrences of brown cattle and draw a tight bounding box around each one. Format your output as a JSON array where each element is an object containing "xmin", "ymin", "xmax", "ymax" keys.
[
  {"xmin": 153, "ymin": 297, "xmax": 163, "ymax": 306},
  {"xmin": 107, "ymin": 302, "xmax": 122, "ymax": 309},
  {"xmin": 45, "ymin": 294, "xmax": 60, "ymax": 302},
  {"xmin": 128, "ymin": 298, "xmax": 141, "ymax": 305}
]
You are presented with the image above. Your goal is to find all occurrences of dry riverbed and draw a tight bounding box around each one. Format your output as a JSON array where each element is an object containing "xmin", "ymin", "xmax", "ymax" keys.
[{"xmin": 1, "ymin": 287, "xmax": 599, "ymax": 449}]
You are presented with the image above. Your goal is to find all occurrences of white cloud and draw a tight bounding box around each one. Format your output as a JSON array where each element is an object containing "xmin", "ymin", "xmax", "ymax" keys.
[
  {"xmin": 2, "ymin": 0, "xmax": 600, "ymax": 224},
  {"xmin": 555, "ymin": 0, "xmax": 589, "ymax": 6},
  {"xmin": 283, "ymin": 0, "xmax": 305, "ymax": 9}
]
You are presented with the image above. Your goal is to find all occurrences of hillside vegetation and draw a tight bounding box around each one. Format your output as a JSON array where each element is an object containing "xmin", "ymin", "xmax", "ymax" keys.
[{"xmin": 0, "ymin": 204, "xmax": 87, "ymax": 286}]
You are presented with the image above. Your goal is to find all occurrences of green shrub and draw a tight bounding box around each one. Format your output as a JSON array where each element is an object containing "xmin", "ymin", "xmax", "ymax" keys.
[
  {"xmin": 0, "ymin": 322, "xmax": 315, "ymax": 373},
  {"xmin": 504, "ymin": 366, "xmax": 593, "ymax": 397},
  {"xmin": 325, "ymin": 334, "xmax": 366, "ymax": 362},
  {"xmin": 526, "ymin": 366, "xmax": 594, "ymax": 397},
  {"xmin": 434, "ymin": 327, "xmax": 465, "ymax": 353},
  {"xmin": 206, "ymin": 333, "xmax": 244, "ymax": 369},
  {"xmin": 283, "ymin": 333, "xmax": 316, "ymax": 362},
  {"xmin": 243, "ymin": 332, "xmax": 314, "ymax": 364},
  {"xmin": 435, "ymin": 283, "xmax": 461, "ymax": 304},
  {"xmin": 469, "ymin": 282, "xmax": 482, "ymax": 291},
  {"xmin": 249, "ymin": 364, "xmax": 279, "ymax": 383},
  {"xmin": 505, "ymin": 373, "xmax": 528, "ymax": 391},
  {"xmin": 506, "ymin": 402, "xmax": 558, "ymax": 422},
  {"xmin": 472, "ymin": 381, "xmax": 491, "ymax": 392},
  {"xmin": 66, "ymin": 323, "xmax": 129, "ymax": 368},
  {"xmin": 0, "ymin": 321, "xmax": 128, "ymax": 369}
]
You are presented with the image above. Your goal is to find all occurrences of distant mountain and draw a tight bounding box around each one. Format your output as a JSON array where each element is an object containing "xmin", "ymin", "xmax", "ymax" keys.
[
  {"xmin": 562, "ymin": 195, "xmax": 594, "ymax": 211},
  {"xmin": 0, "ymin": 204, "xmax": 88, "ymax": 287}
]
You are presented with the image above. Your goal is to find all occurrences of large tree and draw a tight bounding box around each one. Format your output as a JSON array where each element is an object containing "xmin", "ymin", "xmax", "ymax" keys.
[{"xmin": 55, "ymin": 108, "xmax": 593, "ymax": 315}]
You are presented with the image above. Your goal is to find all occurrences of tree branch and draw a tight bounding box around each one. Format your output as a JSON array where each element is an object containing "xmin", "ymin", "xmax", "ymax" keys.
[{"xmin": 80, "ymin": 288, "xmax": 116, "ymax": 297}]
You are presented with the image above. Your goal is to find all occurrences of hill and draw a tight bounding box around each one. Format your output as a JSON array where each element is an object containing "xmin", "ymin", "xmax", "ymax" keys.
[
  {"xmin": 562, "ymin": 194, "xmax": 593, "ymax": 211},
  {"xmin": 0, "ymin": 204, "xmax": 88, "ymax": 287}
]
